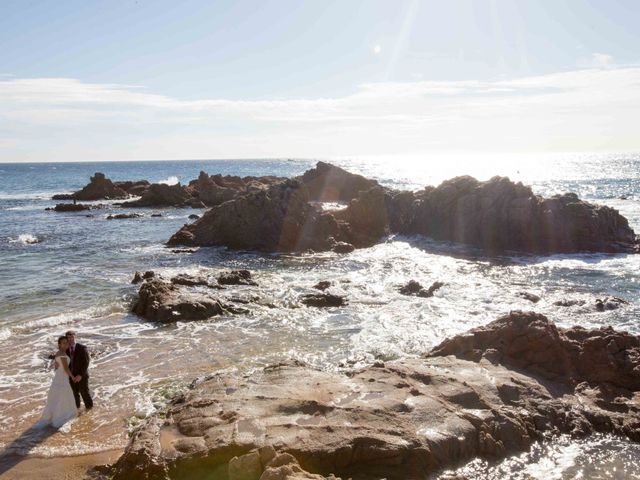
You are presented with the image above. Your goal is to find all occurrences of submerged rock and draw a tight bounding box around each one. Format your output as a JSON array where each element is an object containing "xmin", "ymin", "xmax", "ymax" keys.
[
  {"xmin": 399, "ymin": 280, "xmax": 444, "ymax": 298},
  {"xmin": 595, "ymin": 296, "xmax": 629, "ymax": 311},
  {"xmin": 111, "ymin": 312, "xmax": 640, "ymax": 480},
  {"xmin": 51, "ymin": 203, "xmax": 92, "ymax": 212},
  {"xmin": 107, "ymin": 213, "xmax": 143, "ymax": 220},
  {"xmin": 517, "ymin": 291, "xmax": 541, "ymax": 303},
  {"xmin": 217, "ymin": 270, "xmax": 258, "ymax": 286},
  {"xmin": 300, "ymin": 293, "xmax": 346, "ymax": 307},
  {"xmin": 312, "ymin": 281, "xmax": 332, "ymax": 291}
]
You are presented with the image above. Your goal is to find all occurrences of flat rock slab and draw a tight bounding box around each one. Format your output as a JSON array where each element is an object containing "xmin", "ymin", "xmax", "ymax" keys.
[{"xmin": 112, "ymin": 315, "xmax": 640, "ymax": 480}]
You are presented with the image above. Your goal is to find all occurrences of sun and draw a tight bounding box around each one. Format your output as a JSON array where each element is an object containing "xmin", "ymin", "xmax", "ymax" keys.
[{"xmin": 373, "ymin": 44, "xmax": 381, "ymax": 55}]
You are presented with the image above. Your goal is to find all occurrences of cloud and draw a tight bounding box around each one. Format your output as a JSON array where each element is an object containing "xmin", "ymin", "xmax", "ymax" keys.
[
  {"xmin": 1, "ymin": 66, "xmax": 640, "ymax": 162},
  {"xmin": 591, "ymin": 52, "xmax": 614, "ymax": 68}
]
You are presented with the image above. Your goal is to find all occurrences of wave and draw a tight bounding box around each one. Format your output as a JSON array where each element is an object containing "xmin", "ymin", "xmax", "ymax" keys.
[
  {"xmin": 8, "ymin": 233, "xmax": 41, "ymax": 245},
  {"xmin": 158, "ymin": 175, "xmax": 179, "ymax": 186},
  {"xmin": 0, "ymin": 191, "xmax": 59, "ymax": 200}
]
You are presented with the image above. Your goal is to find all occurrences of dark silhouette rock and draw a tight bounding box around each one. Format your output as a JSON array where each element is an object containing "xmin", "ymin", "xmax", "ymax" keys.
[
  {"xmin": 74, "ymin": 172, "xmax": 129, "ymax": 201},
  {"xmin": 300, "ymin": 293, "xmax": 346, "ymax": 307},
  {"xmin": 171, "ymin": 248, "xmax": 198, "ymax": 254},
  {"xmin": 123, "ymin": 183, "xmax": 194, "ymax": 208},
  {"xmin": 313, "ymin": 281, "xmax": 332, "ymax": 291},
  {"xmin": 399, "ymin": 280, "xmax": 444, "ymax": 298},
  {"xmin": 51, "ymin": 193, "xmax": 75, "ymax": 200},
  {"xmin": 107, "ymin": 213, "xmax": 142, "ymax": 220},
  {"xmin": 188, "ymin": 214, "xmax": 200, "ymax": 220},
  {"xmin": 111, "ymin": 312, "xmax": 640, "ymax": 480},
  {"xmin": 517, "ymin": 291, "xmax": 541, "ymax": 303},
  {"xmin": 131, "ymin": 271, "xmax": 155, "ymax": 284},
  {"xmin": 52, "ymin": 203, "xmax": 92, "ymax": 212},
  {"xmin": 298, "ymin": 161, "xmax": 379, "ymax": 202},
  {"xmin": 150, "ymin": 213, "xmax": 163, "ymax": 217},
  {"xmin": 217, "ymin": 270, "xmax": 258, "ymax": 286},
  {"xmin": 595, "ymin": 296, "xmax": 629, "ymax": 311}
]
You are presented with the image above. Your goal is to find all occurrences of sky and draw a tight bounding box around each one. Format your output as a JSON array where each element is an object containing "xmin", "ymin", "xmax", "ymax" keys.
[{"xmin": 1, "ymin": 0, "xmax": 640, "ymax": 162}]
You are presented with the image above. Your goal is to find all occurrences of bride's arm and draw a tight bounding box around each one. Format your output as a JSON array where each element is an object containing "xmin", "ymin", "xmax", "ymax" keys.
[{"xmin": 58, "ymin": 356, "xmax": 74, "ymax": 379}]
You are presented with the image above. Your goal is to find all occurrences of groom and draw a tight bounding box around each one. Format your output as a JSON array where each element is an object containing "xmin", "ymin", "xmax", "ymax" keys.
[{"xmin": 65, "ymin": 330, "xmax": 94, "ymax": 410}]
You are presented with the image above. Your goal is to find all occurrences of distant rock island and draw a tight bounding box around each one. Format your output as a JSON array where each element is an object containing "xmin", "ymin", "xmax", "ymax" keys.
[{"xmin": 54, "ymin": 162, "xmax": 639, "ymax": 255}]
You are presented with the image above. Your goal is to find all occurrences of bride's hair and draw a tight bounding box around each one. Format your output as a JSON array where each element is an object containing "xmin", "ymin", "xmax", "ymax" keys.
[{"xmin": 57, "ymin": 336, "xmax": 68, "ymax": 347}]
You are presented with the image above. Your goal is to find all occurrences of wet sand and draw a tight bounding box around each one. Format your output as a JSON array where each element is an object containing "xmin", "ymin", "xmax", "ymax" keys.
[{"xmin": 0, "ymin": 449, "xmax": 120, "ymax": 480}]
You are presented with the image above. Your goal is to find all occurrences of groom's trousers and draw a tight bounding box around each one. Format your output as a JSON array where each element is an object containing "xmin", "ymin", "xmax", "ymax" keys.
[{"xmin": 70, "ymin": 376, "xmax": 94, "ymax": 409}]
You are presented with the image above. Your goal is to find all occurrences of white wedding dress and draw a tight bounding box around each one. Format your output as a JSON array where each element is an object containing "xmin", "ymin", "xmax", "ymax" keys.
[{"xmin": 38, "ymin": 355, "xmax": 77, "ymax": 429}]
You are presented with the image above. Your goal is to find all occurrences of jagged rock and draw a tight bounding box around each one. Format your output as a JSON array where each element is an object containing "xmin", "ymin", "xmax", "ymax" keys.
[
  {"xmin": 188, "ymin": 214, "xmax": 200, "ymax": 220},
  {"xmin": 132, "ymin": 278, "xmax": 236, "ymax": 322},
  {"xmin": 114, "ymin": 180, "xmax": 150, "ymax": 196},
  {"xmin": 229, "ymin": 448, "xmax": 341, "ymax": 480},
  {"xmin": 107, "ymin": 213, "xmax": 143, "ymax": 220},
  {"xmin": 517, "ymin": 291, "xmax": 541, "ymax": 303},
  {"xmin": 191, "ymin": 171, "xmax": 239, "ymax": 206},
  {"xmin": 300, "ymin": 293, "xmax": 346, "ymax": 307},
  {"xmin": 123, "ymin": 183, "xmax": 194, "ymax": 208},
  {"xmin": 298, "ymin": 161, "xmax": 378, "ymax": 202},
  {"xmin": 51, "ymin": 203, "xmax": 92, "ymax": 212},
  {"xmin": 313, "ymin": 281, "xmax": 332, "ymax": 291},
  {"xmin": 335, "ymin": 187, "xmax": 388, "ymax": 248},
  {"xmin": 169, "ymin": 180, "xmax": 345, "ymax": 252},
  {"xmin": 171, "ymin": 273, "xmax": 222, "ymax": 289},
  {"xmin": 111, "ymin": 312, "xmax": 640, "ymax": 480},
  {"xmin": 399, "ymin": 280, "xmax": 444, "ymax": 298},
  {"xmin": 73, "ymin": 172, "xmax": 129, "ymax": 201},
  {"xmin": 595, "ymin": 296, "xmax": 629, "ymax": 311},
  {"xmin": 405, "ymin": 176, "xmax": 638, "ymax": 254},
  {"xmin": 132, "ymin": 271, "xmax": 156, "ymax": 284},
  {"xmin": 217, "ymin": 270, "xmax": 258, "ymax": 286},
  {"xmin": 51, "ymin": 193, "xmax": 75, "ymax": 200}
]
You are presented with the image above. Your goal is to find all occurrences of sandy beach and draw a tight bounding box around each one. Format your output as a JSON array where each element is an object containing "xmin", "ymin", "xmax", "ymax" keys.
[{"xmin": 0, "ymin": 449, "xmax": 120, "ymax": 480}]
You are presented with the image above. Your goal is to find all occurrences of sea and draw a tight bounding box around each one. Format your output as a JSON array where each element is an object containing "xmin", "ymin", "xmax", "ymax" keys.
[{"xmin": 1, "ymin": 154, "xmax": 639, "ymax": 479}]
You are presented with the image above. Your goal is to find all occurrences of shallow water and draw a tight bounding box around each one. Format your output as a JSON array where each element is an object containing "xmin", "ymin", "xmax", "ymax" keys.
[{"xmin": 0, "ymin": 155, "xmax": 638, "ymax": 476}]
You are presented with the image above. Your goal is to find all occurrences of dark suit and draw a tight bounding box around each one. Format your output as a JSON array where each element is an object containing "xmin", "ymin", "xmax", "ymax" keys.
[{"xmin": 66, "ymin": 342, "xmax": 93, "ymax": 409}]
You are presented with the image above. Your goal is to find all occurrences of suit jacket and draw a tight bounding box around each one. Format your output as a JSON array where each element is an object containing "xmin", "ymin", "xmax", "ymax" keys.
[{"xmin": 66, "ymin": 343, "xmax": 90, "ymax": 377}]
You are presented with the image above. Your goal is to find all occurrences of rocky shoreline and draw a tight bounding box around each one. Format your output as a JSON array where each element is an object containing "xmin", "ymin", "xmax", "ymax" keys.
[
  {"xmin": 104, "ymin": 311, "xmax": 640, "ymax": 480},
  {"xmin": 51, "ymin": 162, "xmax": 639, "ymax": 255}
]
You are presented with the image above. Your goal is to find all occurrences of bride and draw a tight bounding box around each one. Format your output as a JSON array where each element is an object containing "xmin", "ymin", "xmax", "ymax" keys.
[{"xmin": 38, "ymin": 336, "xmax": 78, "ymax": 428}]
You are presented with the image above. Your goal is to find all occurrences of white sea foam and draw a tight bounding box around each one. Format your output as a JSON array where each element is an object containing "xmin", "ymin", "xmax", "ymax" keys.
[
  {"xmin": 11, "ymin": 233, "xmax": 41, "ymax": 244},
  {"xmin": 158, "ymin": 175, "xmax": 179, "ymax": 185},
  {"xmin": 0, "ymin": 191, "xmax": 58, "ymax": 200}
]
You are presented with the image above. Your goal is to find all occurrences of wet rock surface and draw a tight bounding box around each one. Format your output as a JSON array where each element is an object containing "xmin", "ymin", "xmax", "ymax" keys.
[
  {"xmin": 218, "ymin": 270, "xmax": 258, "ymax": 286},
  {"xmin": 517, "ymin": 291, "xmax": 541, "ymax": 303},
  {"xmin": 300, "ymin": 293, "xmax": 346, "ymax": 308},
  {"xmin": 131, "ymin": 277, "xmax": 240, "ymax": 322},
  {"xmin": 399, "ymin": 280, "xmax": 444, "ymax": 298},
  {"xmin": 107, "ymin": 213, "xmax": 143, "ymax": 220},
  {"xmin": 111, "ymin": 312, "xmax": 640, "ymax": 480},
  {"xmin": 50, "ymin": 203, "xmax": 93, "ymax": 212}
]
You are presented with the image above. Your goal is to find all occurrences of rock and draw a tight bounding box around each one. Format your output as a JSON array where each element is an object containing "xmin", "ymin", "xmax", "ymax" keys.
[
  {"xmin": 229, "ymin": 450, "xmax": 262, "ymax": 480},
  {"xmin": 52, "ymin": 203, "xmax": 92, "ymax": 212},
  {"xmin": 73, "ymin": 172, "xmax": 129, "ymax": 201},
  {"xmin": 300, "ymin": 293, "xmax": 346, "ymax": 307},
  {"xmin": 405, "ymin": 176, "xmax": 638, "ymax": 254},
  {"xmin": 298, "ymin": 161, "xmax": 379, "ymax": 202},
  {"xmin": 331, "ymin": 241, "xmax": 355, "ymax": 254},
  {"xmin": 335, "ymin": 187, "xmax": 389, "ymax": 248},
  {"xmin": 132, "ymin": 271, "xmax": 156, "ymax": 284},
  {"xmin": 595, "ymin": 296, "xmax": 629, "ymax": 311},
  {"xmin": 517, "ymin": 291, "xmax": 541, "ymax": 303},
  {"xmin": 151, "ymin": 213, "xmax": 163, "ymax": 217},
  {"xmin": 51, "ymin": 193, "xmax": 75, "ymax": 200},
  {"xmin": 171, "ymin": 273, "xmax": 222, "ymax": 289},
  {"xmin": 123, "ymin": 183, "xmax": 194, "ymax": 208},
  {"xmin": 111, "ymin": 313, "xmax": 640, "ymax": 479},
  {"xmin": 554, "ymin": 299, "xmax": 586, "ymax": 307},
  {"xmin": 107, "ymin": 213, "xmax": 143, "ymax": 220},
  {"xmin": 217, "ymin": 270, "xmax": 258, "ymax": 286},
  {"xmin": 171, "ymin": 248, "xmax": 198, "ymax": 254},
  {"xmin": 191, "ymin": 171, "xmax": 240, "ymax": 206},
  {"xmin": 131, "ymin": 277, "xmax": 236, "ymax": 322},
  {"xmin": 312, "ymin": 281, "xmax": 332, "ymax": 291},
  {"xmin": 399, "ymin": 280, "xmax": 444, "ymax": 298},
  {"xmin": 114, "ymin": 180, "xmax": 150, "ymax": 196},
  {"xmin": 168, "ymin": 179, "xmax": 345, "ymax": 252},
  {"xmin": 188, "ymin": 214, "xmax": 200, "ymax": 220}
]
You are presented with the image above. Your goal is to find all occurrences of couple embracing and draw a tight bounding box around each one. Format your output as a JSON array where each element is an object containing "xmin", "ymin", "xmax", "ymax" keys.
[{"xmin": 39, "ymin": 330, "xmax": 93, "ymax": 429}]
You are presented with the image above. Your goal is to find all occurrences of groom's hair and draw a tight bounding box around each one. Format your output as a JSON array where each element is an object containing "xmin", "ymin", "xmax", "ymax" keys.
[{"xmin": 58, "ymin": 336, "xmax": 67, "ymax": 346}]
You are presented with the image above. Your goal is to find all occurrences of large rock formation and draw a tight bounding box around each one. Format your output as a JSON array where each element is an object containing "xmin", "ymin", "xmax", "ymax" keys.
[
  {"xmin": 168, "ymin": 179, "xmax": 348, "ymax": 252},
  {"xmin": 169, "ymin": 164, "xmax": 638, "ymax": 255},
  {"xmin": 298, "ymin": 161, "xmax": 379, "ymax": 202},
  {"xmin": 110, "ymin": 312, "xmax": 640, "ymax": 480},
  {"xmin": 122, "ymin": 183, "xmax": 196, "ymax": 208},
  {"xmin": 72, "ymin": 172, "xmax": 129, "ymax": 200},
  {"xmin": 401, "ymin": 176, "xmax": 638, "ymax": 254}
]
